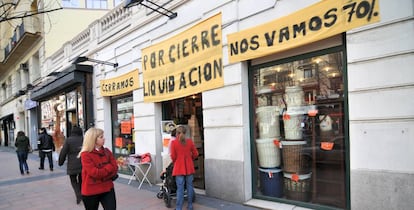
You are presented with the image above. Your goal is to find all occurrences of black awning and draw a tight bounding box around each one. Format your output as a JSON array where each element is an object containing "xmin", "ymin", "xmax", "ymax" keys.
[
  {"xmin": 30, "ymin": 64, "xmax": 93, "ymax": 101},
  {"xmin": 0, "ymin": 114, "xmax": 13, "ymax": 121}
]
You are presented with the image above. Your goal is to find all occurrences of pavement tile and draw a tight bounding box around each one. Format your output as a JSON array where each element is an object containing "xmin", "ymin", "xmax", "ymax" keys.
[{"xmin": 0, "ymin": 147, "xmax": 260, "ymax": 210}]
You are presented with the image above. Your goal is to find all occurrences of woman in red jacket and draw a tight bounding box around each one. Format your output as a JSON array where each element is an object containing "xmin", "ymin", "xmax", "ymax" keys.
[
  {"xmin": 78, "ymin": 127, "xmax": 118, "ymax": 210},
  {"xmin": 170, "ymin": 125, "xmax": 199, "ymax": 210}
]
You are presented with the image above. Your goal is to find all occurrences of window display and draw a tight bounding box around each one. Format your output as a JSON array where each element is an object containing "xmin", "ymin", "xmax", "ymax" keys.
[
  {"xmin": 111, "ymin": 95, "xmax": 135, "ymax": 175},
  {"xmin": 252, "ymin": 51, "xmax": 346, "ymax": 208}
]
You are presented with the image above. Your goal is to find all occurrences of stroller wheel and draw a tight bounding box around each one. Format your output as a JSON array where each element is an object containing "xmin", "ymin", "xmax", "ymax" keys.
[
  {"xmin": 156, "ymin": 191, "xmax": 163, "ymax": 199},
  {"xmin": 163, "ymin": 191, "xmax": 172, "ymax": 208}
]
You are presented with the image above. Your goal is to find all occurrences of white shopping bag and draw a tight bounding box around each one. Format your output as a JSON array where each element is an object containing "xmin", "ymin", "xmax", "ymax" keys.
[{"xmin": 53, "ymin": 152, "xmax": 59, "ymax": 162}]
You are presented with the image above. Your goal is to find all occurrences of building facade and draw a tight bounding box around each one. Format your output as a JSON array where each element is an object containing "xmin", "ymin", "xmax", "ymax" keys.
[
  {"xmin": 0, "ymin": 0, "xmax": 120, "ymax": 149},
  {"xmin": 29, "ymin": 0, "xmax": 414, "ymax": 209}
]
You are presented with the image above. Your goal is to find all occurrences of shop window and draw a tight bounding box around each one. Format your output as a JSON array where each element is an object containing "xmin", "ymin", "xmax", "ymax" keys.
[
  {"xmin": 111, "ymin": 95, "xmax": 134, "ymax": 175},
  {"xmin": 40, "ymin": 94, "xmax": 67, "ymax": 150},
  {"xmin": 252, "ymin": 50, "xmax": 346, "ymax": 209}
]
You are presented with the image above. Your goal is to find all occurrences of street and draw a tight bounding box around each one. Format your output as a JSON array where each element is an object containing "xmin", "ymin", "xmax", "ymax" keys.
[{"xmin": 0, "ymin": 147, "xmax": 259, "ymax": 210}]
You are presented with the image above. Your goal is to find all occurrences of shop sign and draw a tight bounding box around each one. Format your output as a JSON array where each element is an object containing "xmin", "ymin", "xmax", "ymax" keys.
[
  {"xmin": 142, "ymin": 13, "xmax": 223, "ymax": 103},
  {"xmin": 100, "ymin": 69, "xmax": 139, "ymax": 96},
  {"xmin": 24, "ymin": 99, "xmax": 38, "ymax": 110},
  {"xmin": 227, "ymin": 0, "xmax": 380, "ymax": 63}
]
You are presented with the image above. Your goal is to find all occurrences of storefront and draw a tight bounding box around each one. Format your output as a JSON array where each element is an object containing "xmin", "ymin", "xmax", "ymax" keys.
[
  {"xmin": 0, "ymin": 114, "xmax": 15, "ymax": 147},
  {"xmin": 140, "ymin": 13, "xmax": 224, "ymax": 189},
  {"xmin": 99, "ymin": 69, "xmax": 139, "ymax": 175},
  {"xmin": 225, "ymin": 0, "xmax": 379, "ymax": 209},
  {"xmin": 30, "ymin": 64, "xmax": 94, "ymax": 150},
  {"xmin": 49, "ymin": 0, "xmax": 413, "ymax": 209}
]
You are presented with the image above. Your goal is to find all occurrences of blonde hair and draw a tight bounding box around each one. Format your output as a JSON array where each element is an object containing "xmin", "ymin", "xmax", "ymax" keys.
[
  {"xmin": 176, "ymin": 125, "xmax": 187, "ymax": 145},
  {"xmin": 78, "ymin": 127, "xmax": 104, "ymax": 157}
]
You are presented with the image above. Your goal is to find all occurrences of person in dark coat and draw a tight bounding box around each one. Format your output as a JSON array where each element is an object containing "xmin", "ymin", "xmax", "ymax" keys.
[
  {"xmin": 37, "ymin": 127, "xmax": 55, "ymax": 171},
  {"xmin": 15, "ymin": 131, "xmax": 30, "ymax": 175},
  {"xmin": 58, "ymin": 126, "xmax": 84, "ymax": 204}
]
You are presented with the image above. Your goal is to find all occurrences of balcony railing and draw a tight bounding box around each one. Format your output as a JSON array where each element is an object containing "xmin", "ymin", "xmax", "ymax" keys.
[{"xmin": 1, "ymin": 16, "xmax": 41, "ymax": 67}]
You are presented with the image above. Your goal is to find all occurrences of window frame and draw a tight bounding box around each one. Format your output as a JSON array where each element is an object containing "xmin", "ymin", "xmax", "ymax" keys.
[{"xmin": 248, "ymin": 42, "xmax": 350, "ymax": 209}]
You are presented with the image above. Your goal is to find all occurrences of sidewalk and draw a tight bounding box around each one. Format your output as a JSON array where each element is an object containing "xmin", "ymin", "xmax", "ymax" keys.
[{"xmin": 0, "ymin": 146, "xmax": 260, "ymax": 210}]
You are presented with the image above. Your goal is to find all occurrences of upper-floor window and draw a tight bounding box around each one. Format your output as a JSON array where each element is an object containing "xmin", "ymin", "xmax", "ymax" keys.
[
  {"xmin": 15, "ymin": 71, "xmax": 21, "ymax": 91},
  {"xmin": 87, "ymin": 0, "xmax": 107, "ymax": 9},
  {"xmin": 7, "ymin": 76, "xmax": 12, "ymax": 98},
  {"xmin": 1, "ymin": 83, "xmax": 6, "ymax": 102},
  {"xmin": 62, "ymin": 0, "xmax": 80, "ymax": 8},
  {"xmin": 114, "ymin": 0, "xmax": 123, "ymax": 7}
]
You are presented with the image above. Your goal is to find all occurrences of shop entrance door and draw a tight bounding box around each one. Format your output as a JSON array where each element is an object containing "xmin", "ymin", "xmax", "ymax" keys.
[
  {"xmin": 66, "ymin": 110, "xmax": 77, "ymax": 136},
  {"xmin": 162, "ymin": 93, "xmax": 205, "ymax": 189}
]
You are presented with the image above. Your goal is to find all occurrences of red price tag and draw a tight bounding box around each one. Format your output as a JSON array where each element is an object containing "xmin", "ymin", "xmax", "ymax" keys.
[
  {"xmin": 273, "ymin": 139, "xmax": 280, "ymax": 148},
  {"xmin": 268, "ymin": 172, "xmax": 273, "ymax": 178},
  {"xmin": 283, "ymin": 114, "xmax": 291, "ymax": 120},
  {"xmin": 291, "ymin": 173, "xmax": 299, "ymax": 182},
  {"xmin": 308, "ymin": 109, "xmax": 318, "ymax": 117},
  {"xmin": 321, "ymin": 142, "xmax": 334, "ymax": 150}
]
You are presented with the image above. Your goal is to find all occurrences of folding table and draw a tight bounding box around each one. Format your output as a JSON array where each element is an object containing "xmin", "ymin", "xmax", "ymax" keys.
[{"xmin": 127, "ymin": 162, "xmax": 152, "ymax": 189}]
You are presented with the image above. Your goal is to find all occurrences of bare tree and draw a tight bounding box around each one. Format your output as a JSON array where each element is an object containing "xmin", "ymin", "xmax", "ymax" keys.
[{"xmin": 0, "ymin": 0, "xmax": 62, "ymax": 23}]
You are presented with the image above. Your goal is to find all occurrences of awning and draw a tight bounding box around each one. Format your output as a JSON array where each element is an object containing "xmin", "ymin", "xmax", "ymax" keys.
[
  {"xmin": 0, "ymin": 114, "xmax": 13, "ymax": 121},
  {"xmin": 30, "ymin": 64, "xmax": 93, "ymax": 101}
]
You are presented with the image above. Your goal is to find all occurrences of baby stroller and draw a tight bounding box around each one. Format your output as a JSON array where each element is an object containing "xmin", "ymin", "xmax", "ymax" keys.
[{"xmin": 156, "ymin": 163, "xmax": 196, "ymax": 208}]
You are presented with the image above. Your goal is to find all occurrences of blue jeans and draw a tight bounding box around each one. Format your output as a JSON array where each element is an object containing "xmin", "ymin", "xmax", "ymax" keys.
[
  {"xmin": 17, "ymin": 151, "xmax": 29, "ymax": 174},
  {"xmin": 175, "ymin": 174, "xmax": 194, "ymax": 210}
]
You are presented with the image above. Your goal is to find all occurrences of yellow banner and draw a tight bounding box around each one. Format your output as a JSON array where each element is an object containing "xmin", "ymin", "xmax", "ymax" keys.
[
  {"xmin": 100, "ymin": 69, "xmax": 139, "ymax": 96},
  {"xmin": 227, "ymin": 0, "xmax": 380, "ymax": 63},
  {"xmin": 142, "ymin": 13, "xmax": 223, "ymax": 103}
]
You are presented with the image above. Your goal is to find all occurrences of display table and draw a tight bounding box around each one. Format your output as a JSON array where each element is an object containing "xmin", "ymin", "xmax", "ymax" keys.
[{"xmin": 127, "ymin": 162, "xmax": 152, "ymax": 189}]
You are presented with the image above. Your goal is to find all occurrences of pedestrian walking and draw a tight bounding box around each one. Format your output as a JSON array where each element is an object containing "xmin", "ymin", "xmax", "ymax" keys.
[
  {"xmin": 58, "ymin": 126, "xmax": 84, "ymax": 205},
  {"xmin": 37, "ymin": 127, "xmax": 55, "ymax": 171},
  {"xmin": 170, "ymin": 125, "xmax": 199, "ymax": 210},
  {"xmin": 15, "ymin": 131, "xmax": 30, "ymax": 175},
  {"xmin": 78, "ymin": 127, "xmax": 118, "ymax": 210}
]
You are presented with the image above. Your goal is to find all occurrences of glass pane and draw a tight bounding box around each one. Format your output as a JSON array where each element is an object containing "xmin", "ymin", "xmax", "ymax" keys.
[
  {"xmin": 62, "ymin": 0, "xmax": 80, "ymax": 8},
  {"xmin": 111, "ymin": 95, "xmax": 134, "ymax": 175},
  {"xmin": 77, "ymin": 91, "xmax": 84, "ymax": 129},
  {"xmin": 252, "ymin": 51, "xmax": 346, "ymax": 208}
]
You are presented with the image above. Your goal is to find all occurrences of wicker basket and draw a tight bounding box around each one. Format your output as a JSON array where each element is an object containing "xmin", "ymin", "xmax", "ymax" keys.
[
  {"xmin": 256, "ymin": 138, "xmax": 281, "ymax": 168},
  {"xmin": 283, "ymin": 110, "xmax": 305, "ymax": 140},
  {"xmin": 283, "ymin": 172, "xmax": 312, "ymax": 202},
  {"xmin": 256, "ymin": 106, "xmax": 281, "ymax": 138},
  {"xmin": 281, "ymin": 141, "xmax": 311, "ymax": 174}
]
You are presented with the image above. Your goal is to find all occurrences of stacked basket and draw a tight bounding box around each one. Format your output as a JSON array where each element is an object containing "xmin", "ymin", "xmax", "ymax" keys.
[
  {"xmin": 281, "ymin": 86, "xmax": 312, "ymax": 202},
  {"xmin": 255, "ymin": 105, "xmax": 283, "ymax": 198}
]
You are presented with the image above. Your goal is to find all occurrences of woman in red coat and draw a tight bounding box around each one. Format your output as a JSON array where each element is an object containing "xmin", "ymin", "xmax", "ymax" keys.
[
  {"xmin": 78, "ymin": 127, "xmax": 118, "ymax": 210},
  {"xmin": 170, "ymin": 125, "xmax": 199, "ymax": 210}
]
